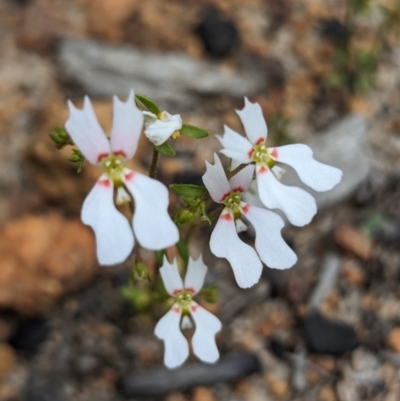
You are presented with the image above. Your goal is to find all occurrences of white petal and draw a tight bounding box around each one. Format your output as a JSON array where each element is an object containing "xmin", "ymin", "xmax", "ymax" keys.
[
  {"xmin": 142, "ymin": 111, "xmax": 158, "ymax": 124},
  {"xmin": 272, "ymin": 144, "xmax": 343, "ymax": 192},
  {"xmin": 229, "ymin": 164, "xmax": 255, "ymax": 193},
  {"xmin": 181, "ymin": 315, "xmax": 193, "ymax": 329},
  {"xmin": 236, "ymin": 97, "xmax": 268, "ymax": 145},
  {"xmin": 235, "ymin": 219, "xmax": 248, "ymax": 233},
  {"xmin": 123, "ymin": 170, "xmax": 179, "ymax": 250},
  {"xmin": 202, "ymin": 154, "xmax": 231, "ymax": 203},
  {"xmin": 65, "ymin": 97, "xmax": 111, "ymax": 165},
  {"xmin": 210, "ymin": 210, "xmax": 263, "ymax": 288},
  {"xmin": 256, "ymin": 165, "xmax": 317, "ymax": 227},
  {"xmin": 116, "ymin": 186, "xmax": 131, "ymax": 205},
  {"xmin": 110, "ymin": 90, "xmax": 143, "ymax": 160},
  {"xmin": 271, "ymin": 165, "xmax": 286, "ymax": 180},
  {"xmin": 159, "ymin": 256, "xmax": 183, "ymax": 296},
  {"xmin": 217, "ymin": 125, "xmax": 253, "ymax": 164},
  {"xmin": 184, "ymin": 255, "xmax": 207, "ymax": 295},
  {"xmin": 155, "ymin": 305, "xmax": 189, "ymax": 369},
  {"xmin": 191, "ymin": 302, "xmax": 222, "ymax": 364},
  {"xmin": 81, "ymin": 175, "xmax": 134, "ymax": 265},
  {"xmin": 244, "ymin": 204, "xmax": 297, "ymax": 269},
  {"xmin": 143, "ymin": 113, "xmax": 182, "ymax": 146}
]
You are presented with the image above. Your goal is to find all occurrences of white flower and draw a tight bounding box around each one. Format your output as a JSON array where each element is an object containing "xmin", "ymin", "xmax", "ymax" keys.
[
  {"xmin": 65, "ymin": 90, "xmax": 179, "ymax": 266},
  {"xmin": 218, "ymin": 98, "xmax": 343, "ymax": 227},
  {"xmin": 155, "ymin": 255, "xmax": 222, "ymax": 369},
  {"xmin": 143, "ymin": 110, "xmax": 182, "ymax": 146},
  {"xmin": 202, "ymin": 154, "xmax": 297, "ymax": 289}
]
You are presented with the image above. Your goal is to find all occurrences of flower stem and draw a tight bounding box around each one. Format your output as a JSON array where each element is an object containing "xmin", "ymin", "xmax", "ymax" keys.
[
  {"xmin": 226, "ymin": 163, "xmax": 252, "ymax": 180},
  {"xmin": 149, "ymin": 148, "xmax": 159, "ymax": 178}
]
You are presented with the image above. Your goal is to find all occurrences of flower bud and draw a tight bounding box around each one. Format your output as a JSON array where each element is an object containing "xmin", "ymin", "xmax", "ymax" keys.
[{"xmin": 174, "ymin": 209, "xmax": 194, "ymax": 225}]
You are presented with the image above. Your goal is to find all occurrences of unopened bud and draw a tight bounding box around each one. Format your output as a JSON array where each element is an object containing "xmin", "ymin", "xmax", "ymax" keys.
[
  {"xmin": 174, "ymin": 209, "xmax": 194, "ymax": 225},
  {"xmin": 131, "ymin": 262, "xmax": 150, "ymax": 281}
]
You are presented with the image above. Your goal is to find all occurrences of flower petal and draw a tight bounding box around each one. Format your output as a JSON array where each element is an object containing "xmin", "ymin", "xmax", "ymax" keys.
[
  {"xmin": 191, "ymin": 302, "xmax": 222, "ymax": 364},
  {"xmin": 123, "ymin": 170, "xmax": 179, "ymax": 250},
  {"xmin": 155, "ymin": 305, "xmax": 189, "ymax": 369},
  {"xmin": 244, "ymin": 204, "xmax": 297, "ymax": 269},
  {"xmin": 184, "ymin": 255, "xmax": 207, "ymax": 295},
  {"xmin": 210, "ymin": 210, "xmax": 263, "ymax": 288},
  {"xmin": 272, "ymin": 144, "xmax": 343, "ymax": 192},
  {"xmin": 217, "ymin": 125, "xmax": 253, "ymax": 164},
  {"xmin": 159, "ymin": 256, "xmax": 183, "ymax": 296},
  {"xmin": 229, "ymin": 164, "xmax": 255, "ymax": 193},
  {"xmin": 81, "ymin": 175, "xmax": 134, "ymax": 265},
  {"xmin": 110, "ymin": 90, "xmax": 143, "ymax": 160},
  {"xmin": 256, "ymin": 165, "xmax": 317, "ymax": 227},
  {"xmin": 144, "ymin": 112, "xmax": 183, "ymax": 146},
  {"xmin": 142, "ymin": 111, "xmax": 157, "ymax": 124},
  {"xmin": 236, "ymin": 97, "xmax": 268, "ymax": 145},
  {"xmin": 65, "ymin": 97, "xmax": 111, "ymax": 165},
  {"xmin": 202, "ymin": 154, "xmax": 231, "ymax": 203}
]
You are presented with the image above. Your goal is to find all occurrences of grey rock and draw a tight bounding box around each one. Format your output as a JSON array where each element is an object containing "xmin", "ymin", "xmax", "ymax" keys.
[
  {"xmin": 119, "ymin": 351, "xmax": 261, "ymax": 396},
  {"xmin": 58, "ymin": 39, "xmax": 266, "ymax": 109}
]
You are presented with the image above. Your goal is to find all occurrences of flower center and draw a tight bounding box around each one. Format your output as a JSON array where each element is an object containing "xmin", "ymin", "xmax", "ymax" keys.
[
  {"xmin": 175, "ymin": 290, "xmax": 193, "ymax": 315},
  {"xmin": 251, "ymin": 143, "xmax": 275, "ymax": 168},
  {"xmin": 222, "ymin": 191, "xmax": 242, "ymax": 219},
  {"xmin": 101, "ymin": 154, "xmax": 125, "ymax": 187}
]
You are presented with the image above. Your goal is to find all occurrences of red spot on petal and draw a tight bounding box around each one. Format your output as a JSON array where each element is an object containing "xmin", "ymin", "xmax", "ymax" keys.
[
  {"xmin": 242, "ymin": 204, "xmax": 250, "ymax": 214},
  {"xmin": 255, "ymin": 137, "xmax": 264, "ymax": 145},
  {"xmin": 191, "ymin": 304, "xmax": 198, "ymax": 313},
  {"xmin": 114, "ymin": 150, "xmax": 127, "ymax": 158},
  {"xmin": 247, "ymin": 148, "xmax": 255, "ymax": 158},
  {"xmin": 97, "ymin": 153, "xmax": 110, "ymax": 163},
  {"xmin": 124, "ymin": 171, "xmax": 135, "ymax": 181},
  {"xmin": 270, "ymin": 148, "xmax": 278, "ymax": 158},
  {"xmin": 98, "ymin": 178, "xmax": 111, "ymax": 187},
  {"xmin": 231, "ymin": 186, "xmax": 244, "ymax": 193},
  {"xmin": 220, "ymin": 213, "xmax": 233, "ymax": 221},
  {"xmin": 172, "ymin": 306, "xmax": 181, "ymax": 313},
  {"xmin": 258, "ymin": 166, "xmax": 268, "ymax": 174},
  {"xmin": 221, "ymin": 191, "xmax": 232, "ymax": 202},
  {"xmin": 185, "ymin": 287, "xmax": 195, "ymax": 294},
  {"xmin": 172, "ymin": 289, "xmax": 182, "ymax": 295}
]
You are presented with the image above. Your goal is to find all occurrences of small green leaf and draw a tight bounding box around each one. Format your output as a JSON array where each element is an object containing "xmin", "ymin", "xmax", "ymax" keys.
[
  {"xmin": 154, "ymin": 143, "xmax": 176, "ymax": 156},
  {"xmin": 50, "ymin": 127, "xmax": 70, "ymax": 149},
  {"xmin": 180, "ymin": 124, "xmax": 209, "ymax": 139},
  {"xmin": 170, "ymin": 183, "xmax": 207, "ymax": 198},
  {"xmin": 68, "ymin": 149, "xmax": 85, "ymax": 173},
  {"xmin": 135, "ymin": 94, "xmax": 161, "ymax": 115},
  {"xmin": 177, "ymin": 239, "xmax": 189, "ymax": 266},
  {"xmin": 174, "ymin": 209, "xmax": 194, "ymax": 225},
  {"xmin": 201, "ymin": 283, "xmax": 219, "ymax": 303}
]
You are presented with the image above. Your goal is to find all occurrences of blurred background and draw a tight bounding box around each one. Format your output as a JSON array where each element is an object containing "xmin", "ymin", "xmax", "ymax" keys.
[{"xmin": 1, "ymin": 0, "xmax": 400, "ymax": 400}]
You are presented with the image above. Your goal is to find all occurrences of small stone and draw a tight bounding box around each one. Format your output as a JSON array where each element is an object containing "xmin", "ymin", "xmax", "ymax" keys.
[
  {"xmin": 165, "ymin": 392, "xmax": 188, "ymax": 401},
  {"xmin": 386, "ymin": 327, "xmax": 400, "ymax": 353},
  {"xmin": 341, "ymin": 259, "xmax": 365, "ymax": 286},
  {"xmin": 191, "ymin": 386, "xmax": 216, "ymax": 401},
  {"xmin": 265, "ymin": 373, "xmax": 290, "ymax": 399},
  {"xmin": 310, "ymin": 355, "xmax": 337, "ymax": 373},
  {"xmin": 320, "ymin": 385, "xmax": 337, "ymax": 401},
  {"xmin": 0, "ymin": 344, "xmax": 17, "ymax": 379},
  {"xmin": 334, "ymin": 225, "xmax": 373, "ymax": 261},
  {"xmin": 302, "ymin": 312, "xmax": 358, "ymax": 356}
]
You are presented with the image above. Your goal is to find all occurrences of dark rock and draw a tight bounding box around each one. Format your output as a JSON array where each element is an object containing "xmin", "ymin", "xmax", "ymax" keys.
[
  {"xmin": 9, "ymin": 318, "xmax": 50, "ymax": 353},
  {"xmin": 302, "ymin": 312, "xmax": 358, "ymax": 356},
  {"xmin": 195, "ymin": 7, "xmax": 239, "ymax": 58},
  {"xmin": 119, "ymin": 352, "xmax": 261, "ymax": 396},
  {"xmin": 319, "ymin": 19, "xmax": 350, "ymax": 44},
  {"xmin": 268, "ymin": 338, "xmax": 294, "ymax": 360}
]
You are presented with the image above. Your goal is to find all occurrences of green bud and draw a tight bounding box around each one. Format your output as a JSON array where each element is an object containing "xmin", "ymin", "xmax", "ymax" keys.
[
  {"xmin": 50, "ymin": 127, "xmax": 70, "ymax": 149},
  {"xmin": 201, "ymin": 284, "xmax": 219, "ymax": 303},
  {"xmin": 174, "ymin": 209, "xmax": 194, "ymax": 225},
  {"xmin": 131, "ymin": 262, "xmax": 150, "ymax": 281},
  {"xmin": 119, "ymin": 286, "xmax": 152, "ymax": 312}
]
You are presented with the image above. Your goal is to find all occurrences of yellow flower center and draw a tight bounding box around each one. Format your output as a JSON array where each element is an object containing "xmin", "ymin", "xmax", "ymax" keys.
[
  {"xmin": 175, "ymin": 290, "xmax": 193, "ymax": 315},
  {"xmin": 251, "ymin": 143, "xmax": 275, "ymax": 168},
  {"xmin": 222, "ymin": 191, "xmax": 242, "ymax": 219},
  {"xmin": 101, "ymin": 154, "xmax": 125, "ymax": 187}
]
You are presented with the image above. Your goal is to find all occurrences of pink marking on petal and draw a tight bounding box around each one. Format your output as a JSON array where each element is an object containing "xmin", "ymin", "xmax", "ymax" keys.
[
  {"xmin": 220, "ymin": 213, "xmax": 233, "ymax": 221},
  {"xmin": 258, "ymin": 166, "xmax": 268, "ymax": 174},
  {"xmin": 255, "ymin": 137, "xmax": 264, "ymax": 145},
  {"xmin": 221, "ymin": 191, "xmax": 232, "ymax": 202},
  {"xmin": 98, "ymin": 178, "xmax": 111, "ymax": 187},
  {"xmin": 124, "ymin": 171, "xmax": 135, "ymax": 182},
  {"xmin": 190, "ymin": 304, "xmax": 198, "ymax": 313},
  {"xmin": 172, "ymin": 289, "xmax": 182, "ymax": 295},
  {"xmin": 113, "ymin": 150, "xmax": 127, "ymax": 158},
  {"xmin": 242, "ymin": 204, "xmax": 250, "ymax": 214},
  {"xmin": 247, "ymin": 148, "xmax": 255, "ymax": 158},
  {"xmin": 172, "ymin": 306, "xmax": 181, "ymax": 313},
  {"xmin": 270, "ymin": 148, "xmax": 278, "ymax": 158},
  {"xmin": 231, "ymin": 186, "xmax": 244, "ymax": 193},
  {"xmin": 97, "ymin": 152, "xmax": 110, "ymax": 163},
  {"xmin": 185, "ymin": 287, "xmax": 195, "ymax": 294}
]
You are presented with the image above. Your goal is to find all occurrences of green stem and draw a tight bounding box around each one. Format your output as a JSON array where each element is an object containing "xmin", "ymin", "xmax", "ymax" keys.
[
  {"xmin": 226, "ymin": 163, "xmax": 252, "ymax": 180},
  {"xmin": 149, "ymin": 148, "xmax": 159, "ymax": 178}
]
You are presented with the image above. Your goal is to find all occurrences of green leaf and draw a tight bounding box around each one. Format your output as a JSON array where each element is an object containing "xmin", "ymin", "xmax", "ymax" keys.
[
  {"xmin": 154, "ymin": 250, "xmax": 165, "ymax": 268},
  {"xmin": 154, "ymin": 143, "xmax": 176, "ymax": 156},
  {"xmin": 170, "ymin": 183, "xmax": 207, "ymax": 198},
  {"xmin": 180, "ymin": 124, "xmax": 209, "ymax": 139},
  {"xmin": 177, "ymin": 239, "xmax": 189, "ymax": 266},
  {"xmin": 135, "ymin": 94, "xmax": 161, "ymax": 115}
]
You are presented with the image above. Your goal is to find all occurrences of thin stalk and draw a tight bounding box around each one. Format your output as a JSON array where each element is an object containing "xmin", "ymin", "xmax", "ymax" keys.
[
  {"xmin": 226, "ymin": 163, "xmax": 253, "ymax": 180},
  {"xmin": 149, "ymin": 148, "xmax": 159, "ymax": 178}
]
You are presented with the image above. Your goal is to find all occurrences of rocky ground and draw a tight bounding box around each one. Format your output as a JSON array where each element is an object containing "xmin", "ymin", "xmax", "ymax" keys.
[{"xmin": 1, "ymin": 0, "xmax": 400, "ymax": 400}]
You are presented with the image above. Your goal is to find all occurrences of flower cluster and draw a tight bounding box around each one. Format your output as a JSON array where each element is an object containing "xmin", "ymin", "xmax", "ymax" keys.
[{"xmin": 61, "ymin": 90, "xmax": 342, "ymax": 369}]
